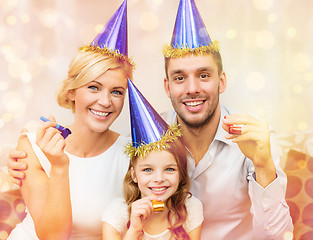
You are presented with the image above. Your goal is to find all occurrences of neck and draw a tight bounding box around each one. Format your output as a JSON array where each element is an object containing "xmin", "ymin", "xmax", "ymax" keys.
[
  {"xmin": 64, "ymin": 122, "xmax": 119, "ymax": 158},
  {"xmin": 179, "ymin": 105, "xmax": 221, "ymax": 165}
]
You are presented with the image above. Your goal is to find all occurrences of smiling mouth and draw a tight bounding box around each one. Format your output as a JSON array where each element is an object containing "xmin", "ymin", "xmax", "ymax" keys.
[
  {"xmin": 149, "ymin": 187, "xmax": 169, "ymax": 192},
  {"xmin": 184, "ymin": 100, "xmax": 204, "ymax": 107},
  {"xmin": 90, "ymin": 109, "xmax": 111, "ymax": 118}
]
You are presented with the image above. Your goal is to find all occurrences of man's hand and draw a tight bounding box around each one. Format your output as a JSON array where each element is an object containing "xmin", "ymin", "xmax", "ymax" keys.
[
  {"xmin": 8, "ymin": 149, "xmax": 28, "ymax": 186},
  {"xmin": 223, "ymin": 113, "xmax": 276, "ymax": 187}
]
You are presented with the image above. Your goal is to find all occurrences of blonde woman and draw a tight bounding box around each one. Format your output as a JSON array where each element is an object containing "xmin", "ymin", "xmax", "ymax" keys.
[{"xmin": 8, "ymin": 1, "xmax": 134, "ymax": 239}]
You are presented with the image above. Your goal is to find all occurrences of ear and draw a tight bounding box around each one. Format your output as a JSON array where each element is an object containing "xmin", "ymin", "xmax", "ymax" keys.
[
  {"xmin": 67, "ymin": 89, "xmax": 75, "ymax": 101},
  {"xmin": 130, "ymin": 167, "xmax": 137, "ymax": 183},
  {"xmin": 218, "ymin": 71, "xmax": 227, "ymax": 94},
  {"xmin": 163, "ymin": 77, "xmax": 171, "ymax": 98}
]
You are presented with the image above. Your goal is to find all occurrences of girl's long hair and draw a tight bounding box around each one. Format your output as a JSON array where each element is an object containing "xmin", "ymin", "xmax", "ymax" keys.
[{"xmin": 123, "ymin": 136, "xmax": 191, "ymax": 240}]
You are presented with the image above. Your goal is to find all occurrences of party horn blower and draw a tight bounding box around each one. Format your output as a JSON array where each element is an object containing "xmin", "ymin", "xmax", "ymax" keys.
[{"xmin": 40, "ymin": 116, "xmax": 72, "ymax": 139}]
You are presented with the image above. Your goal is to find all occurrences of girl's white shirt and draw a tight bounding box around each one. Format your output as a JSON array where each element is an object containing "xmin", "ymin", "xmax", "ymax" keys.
[{"xmin": 101, "ymin": 196, "xmax": 204, "ymax": 240}]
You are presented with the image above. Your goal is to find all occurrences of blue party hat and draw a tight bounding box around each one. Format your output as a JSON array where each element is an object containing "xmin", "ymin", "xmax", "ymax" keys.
[
  {"xmin": 163, "ymin": 0, "xmax": 219, "ymax": 58},
  {"xmin": 79, "ymin": 0, "xmax": 133, "ymax": 67},
  {"xmin": 125, "ymin": 79, "xmax": 182, "ymax": 158}
]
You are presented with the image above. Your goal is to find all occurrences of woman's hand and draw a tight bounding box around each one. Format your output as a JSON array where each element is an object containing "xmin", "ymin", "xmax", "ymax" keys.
[{"xmin": 36, "ymin": 116, "xmax": 69, "ymax": 168}]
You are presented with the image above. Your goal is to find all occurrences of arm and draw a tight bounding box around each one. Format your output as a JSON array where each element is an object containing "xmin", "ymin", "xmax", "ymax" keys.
[
  {"xmin": 188, "ymin": 225, "xmax": 201, "ymax": 240},
  {"xmin": 102, "ymin": 222, "xmax": 121, "ymax": 240},
  {"xmin": 18, "ymin": 119, "xmax": 72, "ymax": 240},
  {"xmin": 223, "ymin": 113, "xmax": 293, "ymax": 238}
]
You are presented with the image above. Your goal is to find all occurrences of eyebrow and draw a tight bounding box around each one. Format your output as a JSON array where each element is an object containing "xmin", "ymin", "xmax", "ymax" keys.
[
  {"xmin": 90, "ymin": 81, "xmax": 126, "ymax": 90},
  {"xmin": 90, "ymin": 80, "xmax": 102, "ymax": 86},
  {"xmin": 169, "ymin": 67, "xmax": 214, "ymax": 77},
  {"xmin": 197, "ymin": 67, "xmax": 214, "ymax": 72},
  {"xmin": 138, "ymin": 163, "xmax": 178, "ymax": 168}
]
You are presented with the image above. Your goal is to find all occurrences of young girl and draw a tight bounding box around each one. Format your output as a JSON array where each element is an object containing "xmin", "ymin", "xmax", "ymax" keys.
[
  {"xmin": 102, "ymin": 80, "xmax": 203, "ymax": 240},
  {"xmin": 8, "ymin": 1, "xmax": 134, "ymax": 239}
]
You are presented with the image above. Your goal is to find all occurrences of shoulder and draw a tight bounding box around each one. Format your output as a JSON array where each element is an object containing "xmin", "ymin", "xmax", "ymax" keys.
[
  {"xmin": 185, "ymin": 195, "xmax": 203, "ymax": 213},
  {"xmin": 184, "ymin": 195, "xmax": 204, "ymax": 233},
  {"xmin": 17, "ymin": 132, "xmax": 42, "ymax": 168},
  {"xmin": 17, "ymin": 132, "xmax": 35, "ymax": 151},
  {"xmin": 101, "ymin": 197, "xmax": 129, "ymax": 234}
]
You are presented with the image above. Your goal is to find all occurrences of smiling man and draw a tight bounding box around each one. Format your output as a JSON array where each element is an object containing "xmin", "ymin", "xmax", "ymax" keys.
[{"xmin": 161, "ymin": 0, "xmax": 293, "ymax": 239}]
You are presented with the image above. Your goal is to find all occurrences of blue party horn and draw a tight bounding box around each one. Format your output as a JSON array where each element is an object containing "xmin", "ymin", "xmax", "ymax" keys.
[{"xmin": 40, "ymin": 116, "xmax": 72, "ymax": 139}]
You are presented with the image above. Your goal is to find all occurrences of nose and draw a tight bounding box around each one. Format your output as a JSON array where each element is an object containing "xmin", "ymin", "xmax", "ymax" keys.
[
  {"xmin": 153, "ymin": 170, "xmax": 165, "ymax": 183},
  {"xmin": 186, "ymin": 77, "xmax": 200, "ymax": 96},
  {"xmin": 98, "ymin": 91, "xmax": 112, "ymax": 107}
]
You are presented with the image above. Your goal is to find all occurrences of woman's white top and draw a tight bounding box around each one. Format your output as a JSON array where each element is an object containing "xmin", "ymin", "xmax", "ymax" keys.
[
  {"xmin": 8, "ymin": 132, "xmax": 130, "ymax": 240},
  {"xmin": 101, "ymin": 196, "xmax": 204, "ymax": 240}
]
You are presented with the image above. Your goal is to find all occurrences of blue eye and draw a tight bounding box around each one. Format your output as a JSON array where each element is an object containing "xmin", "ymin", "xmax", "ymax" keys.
[
  {"xmin": 143, "ymin": 168, "xmax": 152, "ymax": 173},
  {"xmin": 88, "ymin": 86, "xmax": 98, "ymax": 91},
  {"xmin": 112, "ymin": 90, "xmax": 123, "ymax": 95},
  {"xmin": 166, "ymin": 168, "xmax": 175, "ymax": 172}
]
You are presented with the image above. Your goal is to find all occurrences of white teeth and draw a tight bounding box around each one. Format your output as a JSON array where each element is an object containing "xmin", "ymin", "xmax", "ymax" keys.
[
  {"xmin": 185, "ymin": 101, "xmax": 203, "ymax": 107},
  {"xmin": 151, "ymin": 187, "xmax": 167, "ymax": 191},
  {"xmin": 90, "ymin": 109, "xmax": 109, "ymax": 117}
]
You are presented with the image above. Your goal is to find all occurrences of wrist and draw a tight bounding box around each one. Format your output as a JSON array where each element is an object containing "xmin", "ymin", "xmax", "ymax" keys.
[
  {"xmin": 125, "ymin": 225, "xmax": 143, "ymax": 238},
  {"xmin": 50, "ymin": 163, "xmax": 69, "ymax": 176},
  {"xmin": 254, "ymin": 159, "xmax": 276, "ymax": 188}
]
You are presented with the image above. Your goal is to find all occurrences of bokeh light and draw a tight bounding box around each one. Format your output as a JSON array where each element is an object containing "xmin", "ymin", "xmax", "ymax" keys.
[
  {"xmin": 293, "ymin": 52, "xmax": 312, "ymax": 73},
  {"xmin": 245, "ymin": 72, "xmax": 266, "ymax": 92},
  {"xmin": 298, "ymin": 121, "xmax": 308, "ymax": 131},
  {"xmin": 293, "ymin": 84, "xmax": 303, "ymax": 94},
  {"xmin": 267, "ymin": 14, "xmax": 277, "ymax": 23},
  {"xmin": 8, "ymin": 59, "xmax": 28, "ymax": 79},
  {"xmin": 256, "ymin": 30, "xmax": 275, "ymax": 49},
  {"xmin": 253, "ymin": 0, "xmax": 273, "ymax": 10},
  {"xmin": 287, "ymin": 27, "xmax": 297, "ymax": 38},
  {"xmin": 0, "ymin": 81, "xmax": 9, "ymax": 92},
  {"xmin": 6, "ymin": 15, "xmax": 17, "ymax": 25},
  {"xmin": 0, "ymin": 0, "xmax": 312, "ymax": 164},
  {"xmin": 20, "ymin": 13, "xmax": 30, "ymax": 24},
  {"xmin": 39, "ymin": 8, "xmax": 59, "ymax": 28},
  {"xmin": 304, "ymin": 72, "xmax": 313, "ymax": 82},
  {"xmin": 226, "ymin": 29, "xmax": 237, "ymax": 39}
]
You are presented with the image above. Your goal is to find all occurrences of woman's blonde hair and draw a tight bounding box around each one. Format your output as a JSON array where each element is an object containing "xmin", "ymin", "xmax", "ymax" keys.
[
  {"xmin": 56, "ymin": 50, "xmax": 133, "ymax": 112},
  {"xmin": 123, "ymin": 136, "xmax": 191, "ymax": 240}
]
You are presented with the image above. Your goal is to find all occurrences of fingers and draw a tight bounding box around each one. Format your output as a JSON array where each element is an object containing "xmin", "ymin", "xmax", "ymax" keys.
[
  {"xmin": 36, "ymin": 115, "xmax": 58, "ymax": 144},
  {"xmin": 10, "ymin": 176, "xmax": 22, "ymax": 186},
  {"xmin": 8, "ymin": 158, "xmax": 27, "ymax": 170},
  {"xmin": 37, "ymin": 128, "xmax": 65, "ymax": 155},
  {"xmin": 8, "ymin": 166, "xmax": 25, "ymax": 181},
  {"xmin": 223, "ymin": 113, "xmax": 261, "ymax": 127},
  {"xmin": 131, "ymin": 196, "xmax": 160, "ymax": 220},
  {"xmin": 9, "ymin": 149, "xmax": 27, "ymax": 160}
]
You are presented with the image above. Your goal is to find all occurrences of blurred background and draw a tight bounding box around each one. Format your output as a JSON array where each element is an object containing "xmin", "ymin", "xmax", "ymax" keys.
[{"xmin": 0, "ymin": 0, "xmax": 313, "ymax": 166}]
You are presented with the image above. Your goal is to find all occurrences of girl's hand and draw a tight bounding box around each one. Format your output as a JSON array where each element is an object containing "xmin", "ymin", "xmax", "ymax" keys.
[
  {"xmin": 36, "ymin": 116, "xmax": 69, "ymax": 167},
  {"xmin": 128, "ymin": 195, "xmax": 160, "ymax": 234}
]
